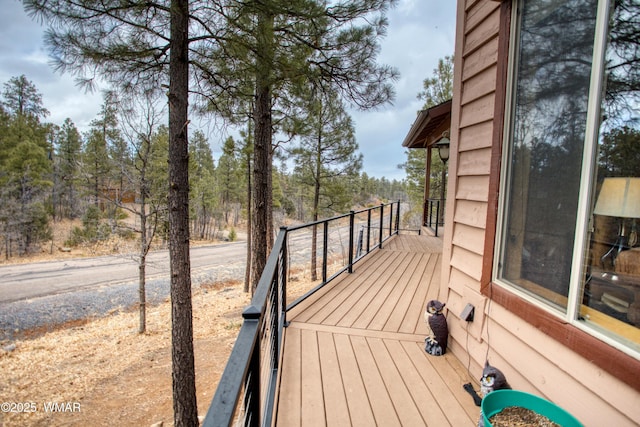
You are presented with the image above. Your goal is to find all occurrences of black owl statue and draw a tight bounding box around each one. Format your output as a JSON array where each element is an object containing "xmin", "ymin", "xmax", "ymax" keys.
[
  {"xmin": 424, "ymin": 300, "xmax": 448, "ymax": 356},
  {"xmin": 477, "ymin": 361, "xmax": 511, "ymax": 427}
]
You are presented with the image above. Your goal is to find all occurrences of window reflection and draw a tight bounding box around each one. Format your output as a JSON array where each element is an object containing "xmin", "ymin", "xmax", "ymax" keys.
[
  {"xmin": 502, "ymin": 0, "xmax": 598, "ymax": 308},
  {"xmin": 583, "ymin": 0, "xmax": 639, "ymax": 334}
]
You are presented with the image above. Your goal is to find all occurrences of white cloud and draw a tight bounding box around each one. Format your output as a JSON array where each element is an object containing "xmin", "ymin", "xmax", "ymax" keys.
[
  {"xmin": 0, "ymin": 0, "xmax": 456, "ymax": 180},
  {"xmin": 349, "ymin": 0, "xmax": 456, "ymax": 180}
]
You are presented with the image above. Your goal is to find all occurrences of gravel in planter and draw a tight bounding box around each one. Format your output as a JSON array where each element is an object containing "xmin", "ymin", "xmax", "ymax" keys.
[{"xmin": 489, "ymin": 406, "xmax": 561, "ymax": 427}]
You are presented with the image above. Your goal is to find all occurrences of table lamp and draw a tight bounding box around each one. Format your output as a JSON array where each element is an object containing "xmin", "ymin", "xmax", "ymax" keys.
[{"xmin": 593, "ymin": 177, "xmax": 640, "ymax": 266}]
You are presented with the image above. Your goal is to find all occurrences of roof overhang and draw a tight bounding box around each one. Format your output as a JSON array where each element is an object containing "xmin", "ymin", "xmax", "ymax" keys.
[{"xmin": 401, "ymin": 99, "xmax": 452, "ymax": 149}]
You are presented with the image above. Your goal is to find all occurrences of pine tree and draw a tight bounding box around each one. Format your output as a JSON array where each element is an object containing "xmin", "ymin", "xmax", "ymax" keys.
[
  {"xmin": 189, "ymin": 130, "xmax": 217, "ymax": 239},
  {"xmin": 0, "ymin": 76, "xmax": 52, "ymax": 256},
  {"xmin": 82, "ymin": 97, "xmax": 113, "ymax": 208},
  {"xmin": 203, "ymin": 0, "xmax": 398, "ymax": 290},
  {"xmin": 24, "ymin": 1, "xmax": 201, "ymax": 421},
  {"xmin": 400, "ymin": 55, "xmax": 454, "ymax": 227},
  {"xmin": 216, "ymin": 136, "xmax": 243, "ymax": 226},
  {"xmin": 291, "ymin": 89, "xmax": 361, "ymax": 280},
  {"xmin": 56, "ymin": 118, "xmax": 82, "ymax": 219}
]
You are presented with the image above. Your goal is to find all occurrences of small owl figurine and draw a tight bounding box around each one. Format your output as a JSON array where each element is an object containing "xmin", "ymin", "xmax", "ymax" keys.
[
  {"xmin": 477, "ymin": 361, "xmax": 511, "ymax": 427},
  {"xmin": 424, "ymin": 300, "xmax": 448, "ymax": 356}
]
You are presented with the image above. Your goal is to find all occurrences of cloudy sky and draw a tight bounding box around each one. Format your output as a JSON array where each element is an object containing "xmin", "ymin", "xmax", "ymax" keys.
[{"xmin": 0, "ymin": 0, "xmax": 456, "ymax": 181}]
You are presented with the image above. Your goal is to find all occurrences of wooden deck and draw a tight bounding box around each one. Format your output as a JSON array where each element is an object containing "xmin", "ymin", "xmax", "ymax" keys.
[{"xmin": 275, "ymin": 234, "xmax": 479, "ymax": 426}]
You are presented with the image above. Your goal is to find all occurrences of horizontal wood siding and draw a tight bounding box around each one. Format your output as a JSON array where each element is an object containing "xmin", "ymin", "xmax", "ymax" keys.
[
  {"xmin": 483, "ymin": 302, "xmax": 640, "ymax": 426},
  {"xmin": 461, "ymin": 65, "xmax": 498, "ymax": 105},
  {"xmin": 452, "ymin": 199, "xmax": 487, "ymax": 229},
  {"xmin": 450, "ymin": 246, "xmax": 483, "ymax": 282},
  {"xmin": 456, "ymin": 175, "xmax": 489, "ymax": 202},
  {"xmin": 458, "ymin": 94, "xmax": 495, "ymax": 128},
  {"xmin": 443, "ymin": 1, "xmax": 640, "ymax": 425},
  {"xmin": 458, "ymin": 147, "xmax": 492, "ymax": 175},
  {"xmin": 452, "ymin": 223, "xmax": 485, "ymax": 255},
  {"xmin": 463, "ymin": 6, "xmax": 500, "ymax": 55}
]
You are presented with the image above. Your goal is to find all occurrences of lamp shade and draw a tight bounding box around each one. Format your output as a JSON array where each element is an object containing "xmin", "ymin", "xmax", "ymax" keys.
[{"xmin": 593, "ymin": 177, "xmax": 640, "ymax": 218}]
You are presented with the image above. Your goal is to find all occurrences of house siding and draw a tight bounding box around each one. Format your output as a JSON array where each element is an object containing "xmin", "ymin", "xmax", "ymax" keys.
[{"xmin": 442, "ymin": 0, "xmax": 640, "ymax": 425}]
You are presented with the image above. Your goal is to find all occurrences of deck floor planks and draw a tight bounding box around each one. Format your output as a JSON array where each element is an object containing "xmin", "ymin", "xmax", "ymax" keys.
[
  {"xmin": 365, "ymin": 252, "xmax": 422, "ymax": 332},
  {"xmin": 348, "ymin": 335, "xmax": 402, "ymax": 427},
  {"xmin": 366, "ymin": 336, "xmax": 427, "ymax": 426},
  {"xmin": 332, "ymin": 333, "xmax": 378, "ymax": 427},
  {"xmin": 275, "ymin": 234, "xmax": 478, "ymax": 427},
  {"xmin": 317, "ymin": 331, "xmax": 351, "ymax": 426},
  {"xmin": 382, "ymin": 338, "xmax": 451, "ymax": 427},
  {"xmin": 345, "ymin": 251, "xmax": 418, "ymax": 330},
  {"xmin": 300, "ymin": 329, "xmax": 326, "ymax": 427},
  {"xmin": 398, "ymin": 252, "xmax": 440, "ymax": 335},
  {"xmin": 322, "ymin": 251, "xmax": 408, "ymax": 327},
  {"xmin": 289, "ymin": 249, "xmax": 397, "ymax": 325},
  {"xmin": 402, "ymin": 340, "xmax": 478, "ymax": 425},
  {"xmin": 277, "ymin": 327, "xmax": 302, "ymax": 427},
  {"xmin": 286, "ymin": 245, "xmax": 385, "ymax": 321},
  {"xmin": 380, "ymin": 252, "xmax": 437, "ymax": 334}
]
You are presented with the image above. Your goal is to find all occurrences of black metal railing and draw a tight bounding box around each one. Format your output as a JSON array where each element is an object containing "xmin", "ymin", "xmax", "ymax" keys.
[
  {"xmin": 424, "ymin": 198, "xmax": 445, "ymax": 236},
  {"xmin": 203, "ymin": 201, "xmax": 401, "ymax": 427}
]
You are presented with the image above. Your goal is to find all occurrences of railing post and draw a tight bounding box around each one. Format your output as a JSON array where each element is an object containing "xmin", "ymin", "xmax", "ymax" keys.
[
  {"xmin": 366, "ymin": 209, "xmax": 371, "ymax": 253},
  {"xmin": 322, "ymin": 221, "xmax": 328, "ymax": 283},
  {"xmin": 435, "ymin": 200, "xmax": 440, "ymax": 237},
  {"xmin": 379, "ymin": 203, "xmax": 384, "ymax": 249},
  {"xmin": 388, "ymin": 203, "xmax": 393, "ymax": 236},
  {"xmin": 242, "ymin": 306, "xmax": 261, "ymax": 427},
  {"xmin": 281, "ymin": 227, "xmax": 288, "ymax": 328},
  {"xmin": 395, "ymin": 200, "xmax": 400, "ymax": 234},
  {"xmin": 348, "ymin": 210, "xmax": 355, "ymax": 273},
  {"xmin": 271, "ymin": 282, "xmax": 279, "ymax": 372}
]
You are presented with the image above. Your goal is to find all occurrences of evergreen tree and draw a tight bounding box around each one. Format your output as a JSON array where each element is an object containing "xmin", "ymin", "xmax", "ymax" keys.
[
  {"xmin": 216, "ymin": 136, "xmax": 243, "ymax": 226},
  {"xmin": 55, "ymin": 118, "xmax": 82, "ymax": 219},
  {"xmin": 189, "ymin": 130, "xmax": 217, "ymax": 239},
  {"xmin": 291, "ymin": 89, "xmax": 362, "ymax": 280},
  {"xmin": 1, "ymin": 75, "xmax": 49, "ymax": 118},
  {"xmin": 400, "ymin": 55, "xmax": 454, "ymax": 226},
  {"xmin": 292, "ymin": 89, "xmax": 362, "ymax": 221},
  {"xmin": 103, "ymin": 92, "xmax": 130, "ymax": 210},
  {"xmin": 418, "ymin": 56, "xmax": 454, "ymax": 109},
  {"xmin": 82, "ymin": 97, "xmax": 113, "ymax": 208},
  {"xmin": 0, "ymin": 76, "xmax": 52, "ymax": 256},
  {"xmin": 239, "ymin": 126, "xmax": 254, "ymax": 292},
  {"xmin": 24, "ymin": 1, "xmax": 201, "ymax": 420},
  {"xmin": 203, "ymin": 0, "xmax": 398, "ymax": 290}
]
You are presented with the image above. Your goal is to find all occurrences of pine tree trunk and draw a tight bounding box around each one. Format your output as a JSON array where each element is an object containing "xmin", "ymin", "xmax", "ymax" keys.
[
  {"xmin": 252, "ymin": 82, "xmax": 270, "ymax": 292},
  {"xmin": 139, "ymin": 192, "xmax": 147, "ymax": 334},
  {"xmin": 244, "ymin": 150, "xmax": 252, "ymax": 293},
  {"xmin": 311, "ymin": 128, "xmax": 322, "ymax": 281},
  {"xmin": 267, "ymin": 146, "xmax": 274, "ymax": 250},
  {"xmin": 138, "ymin": 255, "xmax": 146, "ymax": 334},
  {"xmin": 251, "ymin": 9, "xmax": 274, "ymax": 292},
  {"xmin": 168, "ymin": 0, "xmax": 198, "ymax": 425}
]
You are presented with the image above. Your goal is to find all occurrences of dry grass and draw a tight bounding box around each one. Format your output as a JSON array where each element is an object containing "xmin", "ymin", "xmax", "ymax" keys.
[
  {"xmin": 0, "ymin": 220, "xmax": 326, "ymax": 426},
  {"xmin": 0, "ymin": 281, "xmax": 250, "ymax": 427}
]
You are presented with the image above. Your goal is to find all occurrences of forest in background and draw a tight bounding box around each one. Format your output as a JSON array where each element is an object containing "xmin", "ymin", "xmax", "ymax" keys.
[{"xmin": 0, "ymin": 74, "xmax": 410, "ymax": 261}]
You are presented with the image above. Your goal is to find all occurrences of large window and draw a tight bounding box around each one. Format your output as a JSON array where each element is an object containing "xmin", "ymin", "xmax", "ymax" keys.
[{"xmin": 497, "ymin": 0, "xmax": 639, "ymax": 355}]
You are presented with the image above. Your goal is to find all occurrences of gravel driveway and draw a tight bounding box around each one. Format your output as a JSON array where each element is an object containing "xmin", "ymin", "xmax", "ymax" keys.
[{"xmin": 0, "ymin": 262, "xmax": 246, "ymax": 341}]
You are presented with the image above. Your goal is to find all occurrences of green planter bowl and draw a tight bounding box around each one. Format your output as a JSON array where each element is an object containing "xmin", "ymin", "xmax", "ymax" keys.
[{"xmin": 482, "ymin": 390, "xmax": 583, "ymax": 427}]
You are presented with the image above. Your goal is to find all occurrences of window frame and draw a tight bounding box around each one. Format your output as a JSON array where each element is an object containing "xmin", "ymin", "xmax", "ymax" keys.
[{"xmin": 483, "ymin": 0, "xmax": 640, "ymax": 391}]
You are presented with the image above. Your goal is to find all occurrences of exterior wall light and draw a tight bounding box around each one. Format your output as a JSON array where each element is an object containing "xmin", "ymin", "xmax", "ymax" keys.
[{"xmin": 436, "ymin": 131, "xmax": 450, "ymax": 163}]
